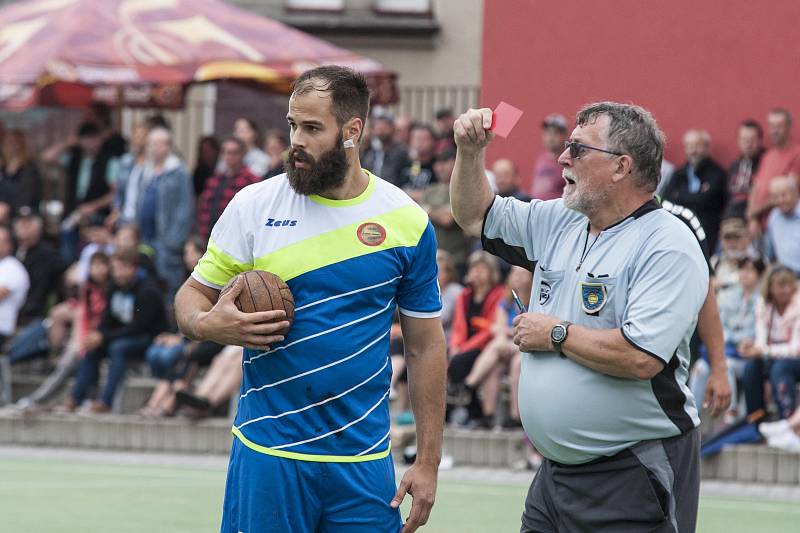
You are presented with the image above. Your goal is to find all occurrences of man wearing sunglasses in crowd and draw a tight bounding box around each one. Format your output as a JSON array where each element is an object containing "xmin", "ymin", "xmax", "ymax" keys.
[{"xmin": 450, "ymin": 102, "xmax": 712, "ymax": 532}]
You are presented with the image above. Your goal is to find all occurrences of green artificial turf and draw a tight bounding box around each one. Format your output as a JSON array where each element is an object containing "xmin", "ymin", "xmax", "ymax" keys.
[{"xmin": 0, "ymin": 458, "xmax": 796, "ymax": 532}]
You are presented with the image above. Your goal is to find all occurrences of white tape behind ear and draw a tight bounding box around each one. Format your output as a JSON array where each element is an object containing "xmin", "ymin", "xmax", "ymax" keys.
[{"xmin": 343, "ymin": 138, "xmax": 356, "ymax": 149}]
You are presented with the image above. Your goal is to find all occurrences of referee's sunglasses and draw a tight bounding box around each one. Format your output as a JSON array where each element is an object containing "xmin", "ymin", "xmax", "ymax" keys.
[{"xmin": 564, "ymin": 140, "xmax": 623, "ymax": 160}]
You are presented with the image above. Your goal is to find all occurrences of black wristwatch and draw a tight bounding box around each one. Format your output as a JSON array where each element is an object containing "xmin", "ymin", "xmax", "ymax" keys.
[{"xmin": 550, "ymin": 321, "xmax": 572, "ymax": 356}]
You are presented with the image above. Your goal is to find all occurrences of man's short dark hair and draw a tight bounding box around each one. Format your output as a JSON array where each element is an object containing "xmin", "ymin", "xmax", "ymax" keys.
[
  {"xmin": 739, "ymin": 119, "xmax": 763, "ymax": 139},
  {"xmin": 145, "ymin": 114, "xmax": 171, "ymax": 131},
  {"xmin": 222, "ymin": 136, "xmax": 247, "ymax": 154},
  {"xmin": 111, "ymin": 247, "xmax": 139, "ymax": 266},
  {"xmin": 410, "ymin": 123, "xmax": 436, "ymax": 140},
  {"xmin": 77, "ymin": 121, "xmax": 101, "ymax": 138},
  {"xmin": 89, "ymin": 251, "xmax": 110, "ymax": 266},
  {"xmin": 265, "ymin": 128, "xmax": 290, "ymax": 148},
  {"xmin": 89, "ymin": 103, "xmax": 112, "ymax": 129},
  {"xmin": 435, "ymin": 108, "xmax": 453, "ymax": 120},
  {"xmin": 292, "ymin": 66, "xmax": 371, "ymax": 128},
  {"xmin": 769, "ymin": 108, "xmax": 793, "ymax": 127}
]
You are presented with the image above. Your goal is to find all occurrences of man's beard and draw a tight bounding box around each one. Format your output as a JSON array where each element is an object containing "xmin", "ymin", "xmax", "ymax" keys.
[
  {"xmin": 562, "ymin": 171, "xmax": 609, "ymax": 216},
  {"xmin": 286, "ymin": 136, "xmax": 349, "ymax": 196}
]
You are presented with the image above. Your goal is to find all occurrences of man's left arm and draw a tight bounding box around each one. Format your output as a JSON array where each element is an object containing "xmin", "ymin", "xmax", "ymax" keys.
[{"xmin": 390, "ymin": 314, "xmax": 447, "ymax": 533}]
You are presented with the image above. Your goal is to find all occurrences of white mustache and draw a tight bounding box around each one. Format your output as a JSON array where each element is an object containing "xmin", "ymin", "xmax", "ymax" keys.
[{"xmin": 562, "ymin": 171, "xmax": 578, "ymax": 183}]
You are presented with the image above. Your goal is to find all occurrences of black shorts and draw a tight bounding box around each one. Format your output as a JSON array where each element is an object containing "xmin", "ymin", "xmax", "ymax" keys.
[{"xmin": 521, "ymin": 428, "xmax": 700, "ymax": 533}]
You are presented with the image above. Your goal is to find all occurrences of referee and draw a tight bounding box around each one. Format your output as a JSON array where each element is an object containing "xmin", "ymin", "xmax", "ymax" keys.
[{"xmin": 451, "ymin": 102, "xmax": 708, "ymax": 532}]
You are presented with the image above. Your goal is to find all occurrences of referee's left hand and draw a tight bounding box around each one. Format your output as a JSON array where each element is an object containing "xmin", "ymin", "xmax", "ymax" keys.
[
  {"xmin": 512, "ymin": 313, "xmax": 559, "ymax": 352},
  {"xmin": 391, "ymin": 462, "xmax": 438, "ymax": 532}
]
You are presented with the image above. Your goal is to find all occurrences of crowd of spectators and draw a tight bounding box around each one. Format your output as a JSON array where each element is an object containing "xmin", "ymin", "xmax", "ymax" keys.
[{"xmin": 0, "ymin": 102, "xmax": 799, "ymax": 458}]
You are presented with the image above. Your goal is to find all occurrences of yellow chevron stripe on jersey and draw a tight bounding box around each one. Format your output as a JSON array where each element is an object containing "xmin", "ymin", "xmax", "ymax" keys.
[
  {"xmin": 194, "ymin": 241, "xmax": 254, "ymax": 288},
  {"xmin": 231, "ymin": 427, "xmax": 391, "ymax": 462},
  {"xmin": 253, "ymin": 203, "xmax": 429, "ymax": 282}
]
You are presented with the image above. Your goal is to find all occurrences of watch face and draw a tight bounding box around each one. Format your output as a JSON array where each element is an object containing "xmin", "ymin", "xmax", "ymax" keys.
[{"xmin": 551, "ymin": 325, "xmax": 566, "ymax": 343}]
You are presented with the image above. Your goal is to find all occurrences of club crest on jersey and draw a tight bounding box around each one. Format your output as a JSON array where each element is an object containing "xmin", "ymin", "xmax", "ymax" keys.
[
  {"xmin": 357, "ymin": 222, "xmax": 386, "ymax": 246},
  {"xmin": 539, "ymin": 281, "xmax": 552, "ymax": 305},
  {"xmin": 580, "ymin": 282, "xmax": 607, "ymax": 315}
]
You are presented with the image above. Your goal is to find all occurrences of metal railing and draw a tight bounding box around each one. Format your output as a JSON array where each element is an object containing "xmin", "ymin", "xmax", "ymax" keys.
[{"xmin": 390, "ymin": 85, "xmax": 480, "ymax": 122}]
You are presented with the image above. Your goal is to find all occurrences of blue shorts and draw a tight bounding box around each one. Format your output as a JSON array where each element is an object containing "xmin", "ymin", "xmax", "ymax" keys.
[{"xmin": 220, "ymin": 437, "xmax": 403, "ymax": 533}]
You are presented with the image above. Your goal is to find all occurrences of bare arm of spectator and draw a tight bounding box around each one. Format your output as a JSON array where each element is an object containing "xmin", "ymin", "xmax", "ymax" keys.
[
  {"xmin": 451, "ymin": 109, "xmax": 496, "ymax": 237},
  {"xmin": 391, "ymin": 314, "xmax": 447, "ymax": 533},
  {"xmin": 175, "ymin": 277, "xmax": 288, "ymax": 350},
  {"xmin": 40, "ymin": 137, "xmax": 76, "ymax": 166},
  {"xmin": 490, "ymin": 302, "xmax": 509, "ymax": 337},
  {"xmin": 696, "ymin": 280, "xmax": 732, "ymax": 416},
  {"xmin": 78, "ymin": 189, "xmax": 115, "ymax": 218}
]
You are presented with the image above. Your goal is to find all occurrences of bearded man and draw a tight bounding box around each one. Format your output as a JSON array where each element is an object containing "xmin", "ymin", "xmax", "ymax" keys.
[{"xmin": 174, "ymin": 66, "xmax": 447, "ymax": 533}]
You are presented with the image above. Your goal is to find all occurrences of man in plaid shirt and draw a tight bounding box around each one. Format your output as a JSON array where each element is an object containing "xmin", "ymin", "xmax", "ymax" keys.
[{"xmin": 196, "ymin": 137, "xmax": 262, "ymax": 240}]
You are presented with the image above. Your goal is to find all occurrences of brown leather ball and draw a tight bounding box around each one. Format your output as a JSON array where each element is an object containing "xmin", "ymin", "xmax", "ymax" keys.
[{"xmin": 220, "ymin": 270, "xmax": 294, "ymax": 334}]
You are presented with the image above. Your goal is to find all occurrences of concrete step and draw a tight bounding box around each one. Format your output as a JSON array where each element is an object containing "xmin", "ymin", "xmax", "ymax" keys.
[
  {"xmin": 443, "ymin": 427, "xmax": 528, "ymax": 468},
  {"xmin": 1, "ymin": 409, "xmax": 798, "ymax": 484},
  {"xmin": 0, "ymin": 412, "xmax": 233, "ymax": 454},
  {"xmin": 701, "ymin": 444, "xmax": 800, "ymax": 485},
  {"xmin": 9, "ymin": 374, "xmax": 229, "ymax": 416}
]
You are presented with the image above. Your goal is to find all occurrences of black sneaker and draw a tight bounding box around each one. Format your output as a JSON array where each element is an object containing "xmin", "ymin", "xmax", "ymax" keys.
[
  {"xmin": 501, "ymin": 418, "xmax": 523, "ymax": 430},
  {"xmin": 175, "ymin": 391, "xmax": 212, "ymax": 411}
]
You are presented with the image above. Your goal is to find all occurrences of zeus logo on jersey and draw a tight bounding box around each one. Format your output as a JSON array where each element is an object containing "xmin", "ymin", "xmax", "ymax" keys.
[{"xmin": 265, "ymin": 218, "xmax": 298, "ymax": 227}]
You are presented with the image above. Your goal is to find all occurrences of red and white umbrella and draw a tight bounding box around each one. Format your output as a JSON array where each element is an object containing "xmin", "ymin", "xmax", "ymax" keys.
[{"xmin": 0, "ymin": 0, "xmax": 397, "ymax": 109}]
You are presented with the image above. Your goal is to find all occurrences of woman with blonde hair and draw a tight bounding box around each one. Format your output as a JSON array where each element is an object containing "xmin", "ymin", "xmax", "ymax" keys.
[{"xmin": 741, "ymin": 265, "xmax": 800, "ymax": 419}]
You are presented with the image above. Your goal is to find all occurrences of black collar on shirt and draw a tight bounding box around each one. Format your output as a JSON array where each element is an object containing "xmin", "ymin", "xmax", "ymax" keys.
[{"xmin": 602, "ymin": 197, "xmax": 661, "ymax": 231}]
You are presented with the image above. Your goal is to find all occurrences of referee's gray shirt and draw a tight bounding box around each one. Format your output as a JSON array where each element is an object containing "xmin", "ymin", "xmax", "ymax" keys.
[{"xmin": 483, "ymin": 196, "xmax": 708, "ymax": 465}]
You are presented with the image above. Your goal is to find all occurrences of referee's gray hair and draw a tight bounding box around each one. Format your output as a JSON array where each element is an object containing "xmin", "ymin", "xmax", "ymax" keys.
[{"xmin": 576, "ymin": 102, "xmax": 665, "ymax": 193}]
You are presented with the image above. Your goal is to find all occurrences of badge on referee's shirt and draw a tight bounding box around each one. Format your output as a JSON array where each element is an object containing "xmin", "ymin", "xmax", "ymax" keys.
[{"xmin": 580, "ymin": 282, "xmax": 607, "ymax": 315}]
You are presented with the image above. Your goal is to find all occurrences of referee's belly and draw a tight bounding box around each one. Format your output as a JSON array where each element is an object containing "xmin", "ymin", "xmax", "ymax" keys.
[{"xmin": 518, "ymin": 352, "xmax": 684, "ymax": 465}]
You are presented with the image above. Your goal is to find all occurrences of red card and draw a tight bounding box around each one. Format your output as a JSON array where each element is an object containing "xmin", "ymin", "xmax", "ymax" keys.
[{"xmin": 490, "ymin": 101, "xmax": 524, "ymax": 138}]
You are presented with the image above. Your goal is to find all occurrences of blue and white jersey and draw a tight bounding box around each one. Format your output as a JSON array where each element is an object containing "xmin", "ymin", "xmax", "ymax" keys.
[{"xmin": 193, "ymin": 171, "xmax": 441, "ymax": 462}]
